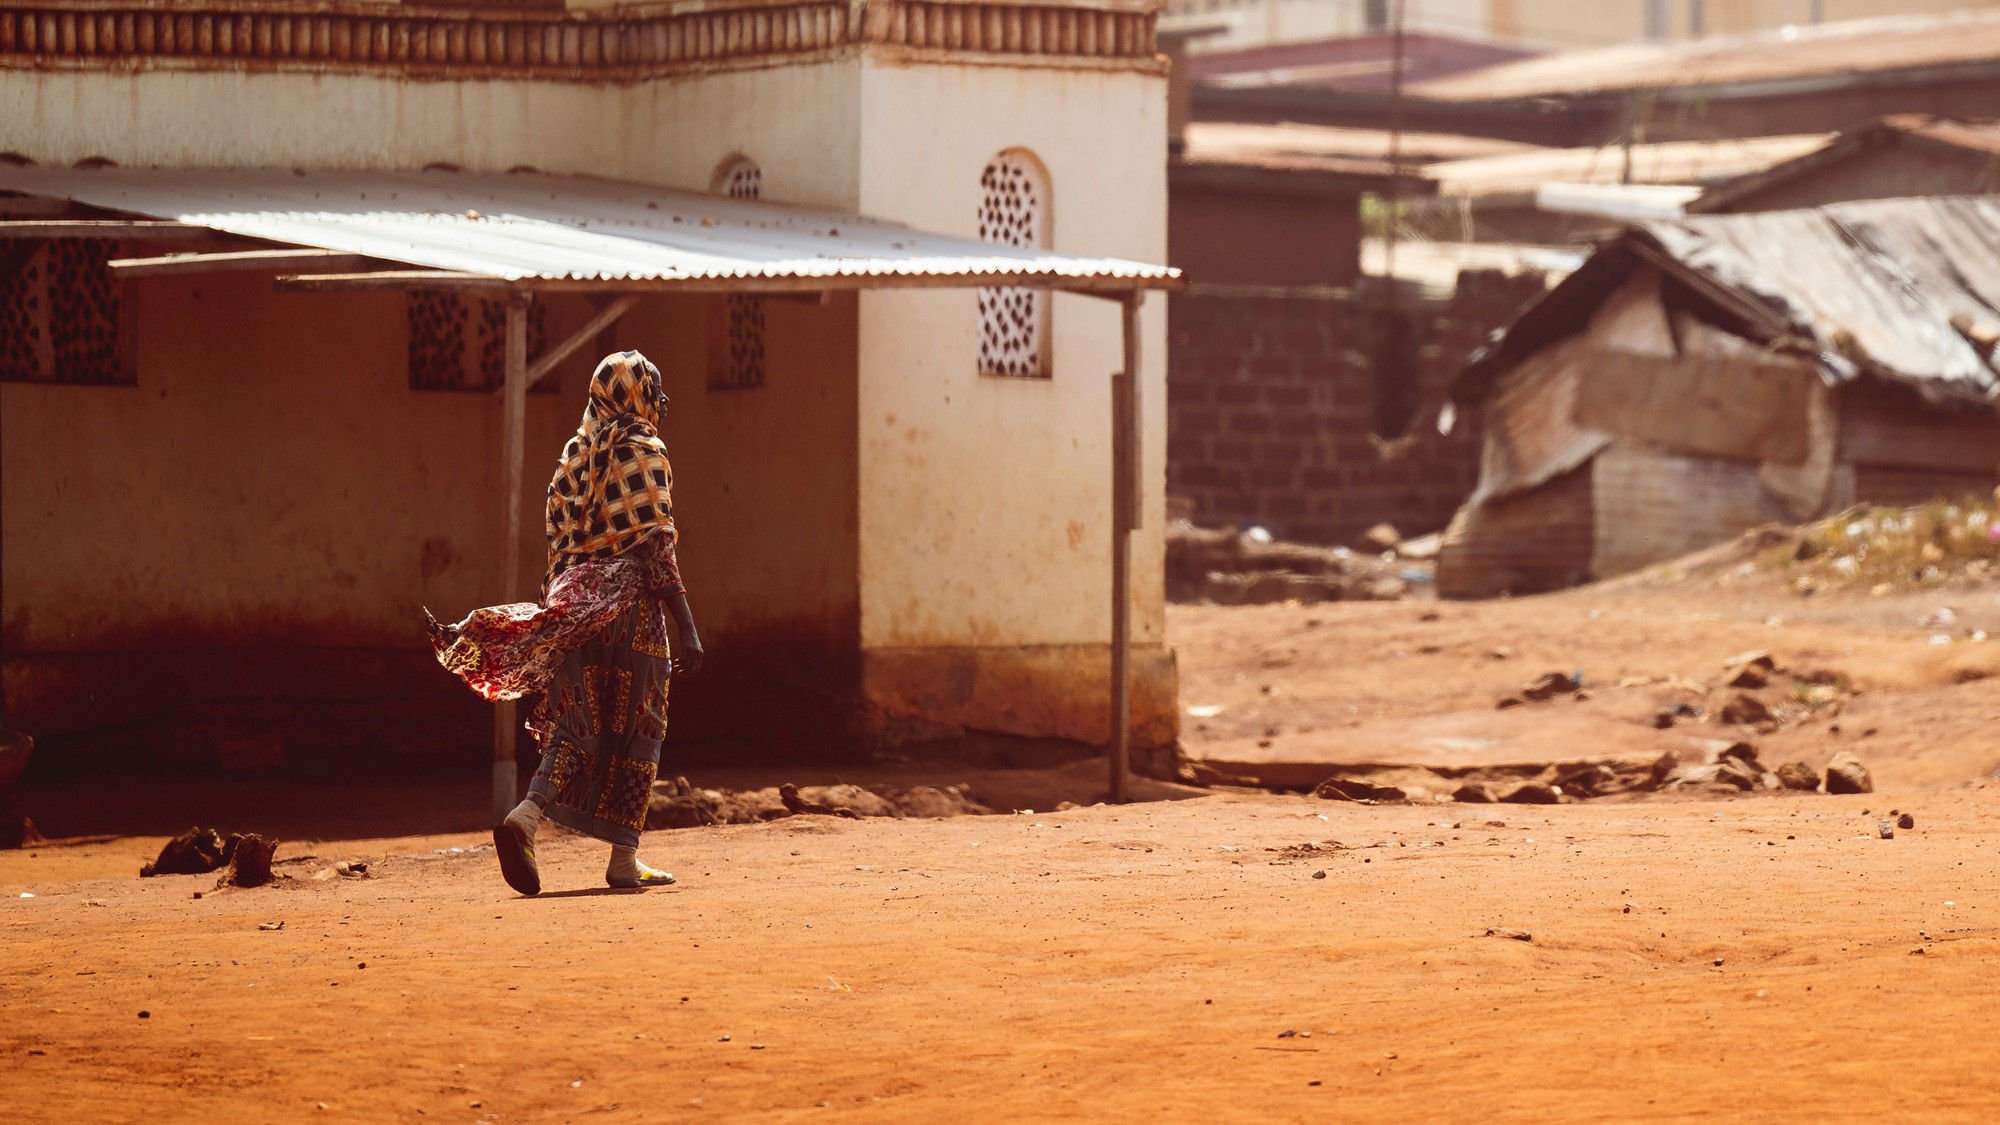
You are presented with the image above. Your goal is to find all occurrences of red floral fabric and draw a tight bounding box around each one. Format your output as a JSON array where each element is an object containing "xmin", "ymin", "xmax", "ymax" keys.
[{"xmin": 425, "ymin": 537, "xmax": 684, "ymax": 702}]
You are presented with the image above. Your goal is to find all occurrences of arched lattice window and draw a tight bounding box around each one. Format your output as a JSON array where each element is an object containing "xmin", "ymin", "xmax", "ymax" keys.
[
  {"xmin": 709, "ymin": 154, "xmax": 766, "ymax": 390},
  {"xmin": 977, "ymin": 149, "xmax": 1051, "ymax": 379}
]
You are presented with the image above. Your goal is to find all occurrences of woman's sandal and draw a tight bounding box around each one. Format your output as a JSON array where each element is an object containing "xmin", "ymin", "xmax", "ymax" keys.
[
  {"xmin": 492, "ymin": 822, "xmax": 541, "ymax": 896},
  {"xmin": 607, "ymin": 863, "xmax": 675, "ymax": 889}
]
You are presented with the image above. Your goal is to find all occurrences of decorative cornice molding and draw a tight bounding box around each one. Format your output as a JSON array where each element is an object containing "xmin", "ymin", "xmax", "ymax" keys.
[{"xmin": 0, "ymin": 1, "xmax": 1163, "ymax": 80}]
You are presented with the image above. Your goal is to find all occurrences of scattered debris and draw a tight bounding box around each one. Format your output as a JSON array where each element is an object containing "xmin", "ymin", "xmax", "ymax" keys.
[
  {"xmin": 1719, "ymin": 692, "xmax": 1775, "ymax": 726},
  {"xmin": 1825, "ymin": 751, "xmax": 1875, "ymax": 795},
  {"xmin": 216, "ymin": 835, "xmax": 280, "ymax": 889},
  {"xmin": 1775, "ymin": 762, "xmax": 1820, "ymax": 791},
  {"xmin": 648, "ymin": 778, "xmax": 988, "ymax": 829},
  {"xmin": 141, "ymin": 827, "xmax": 240, "ymax": 878},
  {"xmin": 1497, "ymin": 670, "xmax": 1582, "ymax": 709},
  {"xmin": 1166, "ymin": 521, "xmax": 1434, "ymax": 604},
  {"xmin": 779, "ymin": 783, "xmax": 862, "ymax": 820},
  {"xmin": 1499, "ymin": 782, "xmax": 1561, "ymax": 805},
  {"xmin": 1721, "ymin": 651, "xmax": 1777, "ymax": 688},
  {"xmin": 1312, "ymin": 778, "xmax": 1407, "ymax": 803}
]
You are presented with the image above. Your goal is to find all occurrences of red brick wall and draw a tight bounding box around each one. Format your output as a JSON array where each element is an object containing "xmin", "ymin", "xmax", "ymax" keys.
[{"xmin": 1167, "ymin": 271, "xmax": 1543, "ymax": 545}]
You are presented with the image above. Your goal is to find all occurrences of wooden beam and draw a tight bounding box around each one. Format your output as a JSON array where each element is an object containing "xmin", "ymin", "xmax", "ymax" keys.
[
  {"xmin": 1108, "ymin": 291, "xmax": 1144, "ymax": 805},
  {"xmin": 275, "ymin": 271, "xmax": 516, "ymax": 294},
  {"xmin": 110, "ymin": 248, "xmax": 374, "ymax": 279},
  {"xmin": 515, "ymin": 293, "xmax": 639, "ymax": 392},
  {"xmin": 493, "ymin": 293, "xmax": 532, "ymax": 823},
  {"xmin": 0, "ymin": 220, "xmax": 212, "ymax": 239}
]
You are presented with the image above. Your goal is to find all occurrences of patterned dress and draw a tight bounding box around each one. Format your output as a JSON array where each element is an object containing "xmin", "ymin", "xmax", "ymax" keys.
[{"xmin": 525, "ymin": 536, "xmax": 682, "ymax": 848}]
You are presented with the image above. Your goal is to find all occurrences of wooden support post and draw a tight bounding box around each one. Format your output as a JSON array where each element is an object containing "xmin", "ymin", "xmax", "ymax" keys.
[
  {"xmin": 493, "ymin": 291, "xmax": 532, "ymax": 823},
  {"xmin": 1109, "ymin": 291, "xmax": 1144, "ymax": 804}
]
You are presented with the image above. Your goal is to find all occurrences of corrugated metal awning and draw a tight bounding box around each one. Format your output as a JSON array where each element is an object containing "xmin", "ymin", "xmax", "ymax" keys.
[{"xmin": 0, "ymin": 166, "xmax": 1180, "ymax": 293}]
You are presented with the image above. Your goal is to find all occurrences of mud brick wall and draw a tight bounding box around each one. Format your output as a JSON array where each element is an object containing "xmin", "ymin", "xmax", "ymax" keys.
[{"xmin": 1167, "ymin": 271, "xmax": 1543, "ymax": 545}]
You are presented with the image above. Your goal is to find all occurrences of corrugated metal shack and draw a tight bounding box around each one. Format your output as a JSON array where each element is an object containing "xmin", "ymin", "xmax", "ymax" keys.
[{"xmin": 1436, "ymin": 196, "xmax": 2000, "ymax": 599}]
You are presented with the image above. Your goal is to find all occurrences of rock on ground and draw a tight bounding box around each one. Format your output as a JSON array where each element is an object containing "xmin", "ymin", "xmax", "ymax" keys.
[{"xmin": 1825, "ymin": 751, "xmax": 1875, "ymax": 795}]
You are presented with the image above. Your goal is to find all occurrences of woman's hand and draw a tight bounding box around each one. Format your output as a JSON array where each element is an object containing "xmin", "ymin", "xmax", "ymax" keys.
[
  {"xmin": 665, "ymin": 592, "xmax": 704, "ymax": 677},
  {"xmin": 674, "ymin": 624, "xmax": 705, "ymax": 677}
]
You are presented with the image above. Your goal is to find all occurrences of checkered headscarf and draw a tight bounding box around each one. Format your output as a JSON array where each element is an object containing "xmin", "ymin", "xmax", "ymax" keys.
[{"xmin": 544, "ymin": 351, "xmax": 676, "ymax": 591}]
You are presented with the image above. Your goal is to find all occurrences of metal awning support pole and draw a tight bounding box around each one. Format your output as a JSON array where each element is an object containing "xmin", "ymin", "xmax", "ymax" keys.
[
  {"xmin": 493, "ymin": 291, "xmax": 532, "ymax": 823},
  {"xmin": 1109, "ymin": 291, "xmax": 1144, "ymax": 804}
]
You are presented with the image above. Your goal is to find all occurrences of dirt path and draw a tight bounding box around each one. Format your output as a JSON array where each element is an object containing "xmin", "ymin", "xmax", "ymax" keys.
[
  {"xmin": 7, "ymin": 573, "xmax": 1999, "ymax": 1121},
  {"xmin": 6, "ymin": 783, "xmax": 2000, "ymax": 1123},
  {"xmin": 1171, "ymin": 580, "xmax": 2000, "ymax": 787}
]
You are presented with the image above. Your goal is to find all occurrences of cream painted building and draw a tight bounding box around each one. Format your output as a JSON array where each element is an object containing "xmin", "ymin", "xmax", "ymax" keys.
[
  {"xmin": 1174, "ymin": 0, "xmax": 2000, "ymax": 51},
  {"xmin": 0, "ymin": 0, "xmax": 1178, "ymax": 774}
]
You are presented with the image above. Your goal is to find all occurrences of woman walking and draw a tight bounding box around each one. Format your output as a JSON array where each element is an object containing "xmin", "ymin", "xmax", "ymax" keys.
[{"xmin": 426, "ymin": 350, "xmax": 702, "ymax": 895}]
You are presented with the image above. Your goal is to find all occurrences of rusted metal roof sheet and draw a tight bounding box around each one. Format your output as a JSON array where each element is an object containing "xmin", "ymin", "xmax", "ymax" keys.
[
  {"xmin": 0, "ymin": 166, "xmax": 1179, "ymax": 290},
  {"xmin": 1458, "ymin": 196, "xmax": 2000, "ymax": 410},
  {"xmin": 1415, "ymin": 10, "xmax": 2000, "ymax": 102},
  {"xmin": 1690, "ymin": 116, "xmax": 2000, "ymax": 213}
]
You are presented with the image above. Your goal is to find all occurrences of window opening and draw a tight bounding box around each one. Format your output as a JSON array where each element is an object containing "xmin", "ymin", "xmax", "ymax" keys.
[
  {"xmin": 977, "ymin": 149, "xmax": 1051, "ymax": 379},
  {"xmin": 709, "ymin": 155, "xmax": 766, "ymax": 390},
  {"xmin": 0, "ymin": 238, "xmax": 134, "ymax": 386},
  {"xmin": 407, "ymin": 291, "xmax": 549, "ymax": 392}
]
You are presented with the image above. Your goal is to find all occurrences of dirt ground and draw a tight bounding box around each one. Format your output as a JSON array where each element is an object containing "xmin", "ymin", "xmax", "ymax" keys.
[{"xmin": 6, "ymin": 572, "xmax": 2000, "ymax": 1122}]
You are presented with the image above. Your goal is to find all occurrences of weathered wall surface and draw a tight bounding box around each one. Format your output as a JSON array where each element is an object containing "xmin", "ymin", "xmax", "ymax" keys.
[
  {"xmin": 1168, "ymin": 183, "xmax": 1362, "ymax": 287},
  {"xmin": 1166, "ymin": 270, "xmax": 1542, "ymax": 545},
  {"xmin": 0, "ymin": 61, "xmax": 862, "ymax": 198},
  {"xmin": 1, "ymin": 277, "xmax": 865, "ymax": 765},
  {"xmin": 612, "ymin": 293, "xmax": 864, "ymax": 757},
  {"xmin": 0, "ymin": 273, "xmax": 597, "ymax": 763},
  {"xmin": 852, "ymin": 60, "xmax": 1174, "ymax": 748}
]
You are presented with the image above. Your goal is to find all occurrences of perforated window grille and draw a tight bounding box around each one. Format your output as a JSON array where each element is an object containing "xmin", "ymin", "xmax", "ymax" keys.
[
  {"xmin": 0, "ymin": 239, "xmax": 134, "ymax": 385},
  {"xmin": 710, "ymin": 155, "xmax": 767, "ymax": 390},
  {"xmin": 407, "ymin": 292, "xmax": 549, "ymax": 392},
  {"xmin": 977, "ymin": 151, "xmax": 1050, "ymax": 379}
]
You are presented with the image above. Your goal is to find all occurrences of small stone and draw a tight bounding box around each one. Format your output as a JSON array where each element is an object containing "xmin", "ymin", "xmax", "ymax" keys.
[
  {"xmin": 1311, "ymin": 870, "xmax": 1326, "ymax": 879},
  {"xmin": 1499, "ymin": 782, "xmax": 1560, "ymax": 805},
  {"xmin": 1775, "ymin": 762, "xmax": 1819, "ymax": 791},
  {"xmin": 1897, "ymin": 813, "xmax": 1915, "ymax": 830},
  {"xmin": 317, "ymin": 1102, "xmax": 328, "ymax": 1111},
  {"xmin": 750, "ymin": 1044, "xmax": 766, "ymax": 1051},
  {"xmin": 1485, "ymin": 928, "xmax": 1532, "ymax": 942},
  {"xmin": 137, "ymin": 1011, "xmax": 150, "ymax": 1019},
  {"xmin": 718, "ymin": 1034, "xmax": 731, "ymax": 1042},
  {"xmin": 1713, "ymin": 958, "xmax": 1724, "ymax": 967},
  {"xmin": 1725, "ymin": 666, "xmax": 1769, "ymax": 689},
  {"xmin": 1309, "ymin": 1080, "xmax": 1322, "ymax": 1087},
  {"xmin": 1879, "ymin": 820, "xmax": 1895, "ymax": 840},
  {"xmin": 1825, "ymin": 751, "xmax": 1874, "ymax": 795},
  {"xmin": 1713, "ymin": 756, "xmax": 1761, "ymax": 791},
  {"xmin": 1518, "ymin": 671, "xmax": 1581, "ymax": 702},
  {"xmin": 1720, "ymin": 693, "xmax": 1775, "ymax": 726}
]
